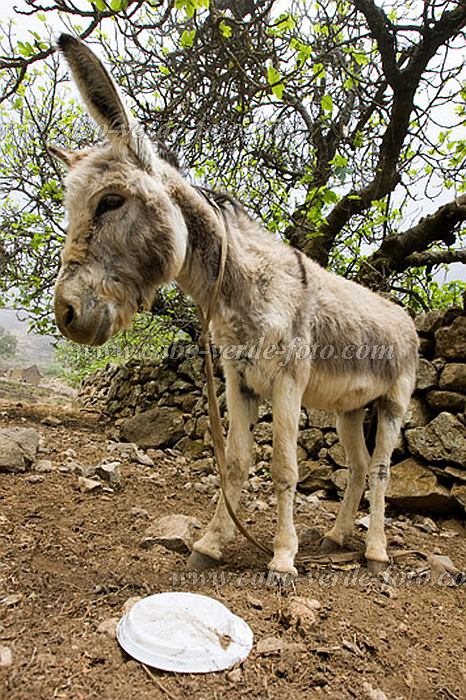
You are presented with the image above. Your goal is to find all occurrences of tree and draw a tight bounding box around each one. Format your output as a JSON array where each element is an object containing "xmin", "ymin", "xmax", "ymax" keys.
[
  {"xmin": 0, "ymin": 327, "xmax": 17, "ymax": 359},
  {"xmin": 0, "ymin": 0, "xmax": 465, "ymax": 335}
]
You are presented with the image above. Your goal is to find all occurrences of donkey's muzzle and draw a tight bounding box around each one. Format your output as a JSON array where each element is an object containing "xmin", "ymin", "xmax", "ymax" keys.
[{"xmin": 54, "ymin": 287, "xmax": 112, "ymax": 346}]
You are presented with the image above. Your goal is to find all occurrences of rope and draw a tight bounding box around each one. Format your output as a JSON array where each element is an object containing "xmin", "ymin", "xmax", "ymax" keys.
[{"xmin": 197, "ymin": 217, "xmax": 273, "ymax": 558}]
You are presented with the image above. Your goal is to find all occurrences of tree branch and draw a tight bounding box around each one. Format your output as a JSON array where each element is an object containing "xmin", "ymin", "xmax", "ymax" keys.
[
  {"xmin": 292, "ymin": 1, "xmax": 466, "ymax": 267},
  {"xmin": 352, "ymin": 0, "xmax": 400, "ymax": 88},
  {"xmin": 404, "ymin": 246, "xmax": 466, "ymax": 269},
  {"xmin": 357, "ymin": 194, "xmax": 466, "ymax": 286}
]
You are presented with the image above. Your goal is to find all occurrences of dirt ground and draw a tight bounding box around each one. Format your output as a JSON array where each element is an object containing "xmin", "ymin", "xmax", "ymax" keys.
[{"xmin": 0, "ymin": 389, "xmax": 465, "ymax": 700}]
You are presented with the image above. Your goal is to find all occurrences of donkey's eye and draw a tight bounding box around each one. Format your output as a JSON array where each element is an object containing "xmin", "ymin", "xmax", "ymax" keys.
[{"xmin": 95, "ymin": 194, "xmax": 125, "ymax": 218}]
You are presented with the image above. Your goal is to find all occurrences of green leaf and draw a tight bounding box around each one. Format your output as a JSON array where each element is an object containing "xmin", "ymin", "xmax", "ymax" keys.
[
  {"xmin": 180, "ymin": 29, "xmax": 196, "ymax": 48},
  {"xmin": 321, "ymin": 94, "xmax": 333, "ymax": 112},
  {"xmin": 219, "ymin": 21, "xmax": 232, "ymax": 37}
]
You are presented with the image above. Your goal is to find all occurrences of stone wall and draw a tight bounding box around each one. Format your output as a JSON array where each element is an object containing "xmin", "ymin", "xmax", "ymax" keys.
[{"xmin": 79, "ymin": 307, "xmax": 466, "ymax": 515}]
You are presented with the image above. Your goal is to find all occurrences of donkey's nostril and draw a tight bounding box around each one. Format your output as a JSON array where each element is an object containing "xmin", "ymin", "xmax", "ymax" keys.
[{"xmin": 63, "ymin": 304, "xmax": 75, "ymax": 328}]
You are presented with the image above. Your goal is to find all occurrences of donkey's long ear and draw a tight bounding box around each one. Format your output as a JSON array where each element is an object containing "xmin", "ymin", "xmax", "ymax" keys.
[{"xmin": 57, "ymin": 34, "xmax": 155, "ymax": 172}]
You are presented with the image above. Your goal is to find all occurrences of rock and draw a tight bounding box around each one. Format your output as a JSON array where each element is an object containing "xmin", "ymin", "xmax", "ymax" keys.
[
  {"xmin": 435, "ymin": 316, "xmax": 466, "ymax": 360},
  {"xmin": 256, "ymin": 636, "xmax": 284, "ymax": 656},
  {"xmin": 387, "ymin": 458, "xmax": 453, "ymax": 513},
  {"xmin": 362, "ymin": 682, "xmax": 389, "ymax": 700},
  {"xmin": 77, "ymin": 477, "xmax": 102, "ymax": 493},
  {"xmin": 451, "ymin": 484, "xmax": 466, "ymax": 512},
  {"xmin": 246, "ymin": 594, "xmax": 263, "ymax": 609},
  {"xmin": 298, "ymin": 428, "xmax": 324, "ymax": 456},
  {"xmin": 35, "ymin": 459, "xmax": 53, "ymax": 473},
  {"xmin": 140, "ymin": 514, "xmax": 202, "ymax": 553},
  {"xmin": 41, "ymin": 415, "xmax": 62, "ymax": 427},
  {"xmin": 426, "ymin": 390, "xmax": 465, "ymax": 413},
  {"xmin": 440, "ymin": 363, "xmax": 466, "ymax": 393},
  {"xmin": 405, "ymin": 412, "xmax": 466, "ymax": 466},
  {"xmin": 331, "ymin": 468, "xmax": 349, "ymax": 492},
  {"xmin": 297, "ymin": 462, "xmax": 333, "ymax": 493},
  {"xmin": 254, "ymin": 422, "xmax": 273, "ymax": 444},
  {"xmin": 174, "ymin": 436, "xmax": 205, "ymax": 458},
  {"xmin": 131, "ymin": 506, "xmax": 150, "ymax": 518},
  {"xmin": 0, "ymin": 645, "xmax": 12, "ymax": 668},
  {"xmin": 416, "ymin": 359, "xmax": 438, "ymax": 391},
  {"xmin": 444, "ymin": 466, "xmax": 466, "ymax": 482},
  {"xmin": 324, "ymin": 431, "xmax": 339, "ymax": 447},
  {"xmin": 284, "ymin": 597, "xmax": 320, "ymax": 635},
  {"xmin": 97, "ymin": 617, "xmax": 119, "ymax": 638},
  {"xmin": 120, "ymin": 407, "xmax": 185, "ymax": 448},
  {"xmin": 107, "ymin": 441, "xmax": 154, "ymax": 466},
  {"xmin": 428, "ymin": 554, "xmax": 463, "ymax": 585},
  {"xmin": 415, "ymin": 310, "xmax": 445, "ymax": 336},
  {"xmin": 63, "ymin": 448, "xmax": 77, "ymax": 459},
  {"xmin": 227, "ymin": 668, "xmax": 242, "ymax": 683},
  {"xmin": 0, "ymin": 427, "xmax": 40, "ymax": 473},
  {"xmin": 306, "ymin": 408, "xmax": 335, "ymax": 429},
  {"xmin": 328, "ymin": 443, "xmax": 347, "ymax": 467},
  {"xmin": 404, "ymin": 397, "xmax": 431, "ymax": 429},
  {"xmin": 95, "ymin": 461, "xmax": 122, "ymax": 486},
  {"xmin": 27, "ymin": 474, "xmax": 44, "ymax": 484}
]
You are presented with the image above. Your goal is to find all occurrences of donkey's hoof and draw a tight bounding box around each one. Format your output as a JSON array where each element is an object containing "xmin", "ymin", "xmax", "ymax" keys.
[
  {"xmin": 320, "ymin": 537, "xmax": 342, "ymax": 554},
  {"xmin": 367, "ymin": 559, "xmax": 388, "ymax": 576},
  {"xmin": 186, "ymin": 551, "xmax": 220, "ymax": 572},
  {"xmin": 268, "ymin": 569, "xmax": 297, "ymax": 587}
]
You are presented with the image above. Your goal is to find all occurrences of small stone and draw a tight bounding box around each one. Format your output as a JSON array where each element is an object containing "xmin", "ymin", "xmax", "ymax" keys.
[
  {"xmin": 27, "ymin": 474, "xmax": 44, "ymax": 484},
  {"xmin": 256, "ymin": 636, "xmax": 284, "ymax": 656},
  {"xmin": 362, "ymin": 682, "xmax": 389, "ymax": 700},
  {"xmin": 63, "ymin": 448, "xmax": 77, "ymax": 459},
  {"xmin": 0, "ymin": 645, "xmax": 13, "ymax": 668},
  {"xmin": 131, "ymin": 507, "xmax": 149, "ymax": 518},
  {"xmin": 95, "ymin": 461, "xmax": 122, "ymax": 486},
  {"xmin": 227, "ymin": 668, "xmax": 242, "ymax": 683},
  {"xmin": 284, "ymin": 597, "xmax": 320, "ymax": 635},
  {"xmin": 35, "ymin": 459, "xmax": 53, "ymax": 473},
  {"xmin": 387, "ymin": 459, "xmax": 452, "ymax": 513},
  {"xmin": 246, "ymin": 595, "xmax": 263, "ymax": 609},
  {"xmin": 78, "ymin": 476, "xmax": 102, "ymax": 493},
  {"xmin": 97, "ymin": 618, "xmax": 119, "ymax": 638},
  {"xmin": 140, "ymin": 514, "xmax": 202, "ymax": 553},
  {"xmin": 41, "ymin": 415, "xmax": 62, "ymax": 427}
]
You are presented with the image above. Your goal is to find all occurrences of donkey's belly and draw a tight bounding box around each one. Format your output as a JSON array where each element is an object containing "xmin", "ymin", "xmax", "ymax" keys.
[{"xmin": 302, "ymin": 369, "xmax": 388, "ymax": 413}]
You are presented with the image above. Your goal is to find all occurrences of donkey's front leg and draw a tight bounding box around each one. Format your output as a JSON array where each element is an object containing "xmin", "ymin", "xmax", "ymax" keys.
[
  {"xmin": 268, "ymin": 376, "xmax": 302, "ymax": 578},
  {"xmin": 187, "ymin": 368, "xmax": 258, "ymax": 570}
]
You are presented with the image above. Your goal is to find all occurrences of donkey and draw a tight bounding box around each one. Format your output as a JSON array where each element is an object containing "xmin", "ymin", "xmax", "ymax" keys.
[{"xmin": 51, "ymin": 35, "xmax": 418, "ymax": 578}]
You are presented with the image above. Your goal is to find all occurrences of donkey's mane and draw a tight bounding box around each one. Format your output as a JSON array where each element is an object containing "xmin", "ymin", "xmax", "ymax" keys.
[{"xmin": 194, "ymin": 185, "xmax": 249, "ymax": 221}]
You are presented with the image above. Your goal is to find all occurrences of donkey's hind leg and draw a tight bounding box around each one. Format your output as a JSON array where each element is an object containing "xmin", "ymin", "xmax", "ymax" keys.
[
  {"xmin": 365, "ymin": 374, "xmax": 413, "ymax": 573},
  {"xmin": 321, "ymin": 409, "xmax": 370, "ymax": 552}
]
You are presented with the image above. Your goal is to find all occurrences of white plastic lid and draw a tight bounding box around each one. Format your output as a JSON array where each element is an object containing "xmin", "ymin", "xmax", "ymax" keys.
[{"xmin": 117, "ymin": 592, "xmax": 253, "ymax": 673}]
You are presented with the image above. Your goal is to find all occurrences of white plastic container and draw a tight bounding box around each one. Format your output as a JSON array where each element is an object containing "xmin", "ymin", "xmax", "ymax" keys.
[{"xmin": 117, "ymin": 592, "xmax": 253, "ymax": 673}]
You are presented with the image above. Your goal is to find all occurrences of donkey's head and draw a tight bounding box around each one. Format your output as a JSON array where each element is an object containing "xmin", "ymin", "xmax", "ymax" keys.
[{"xmin": 51, "ymin": 35, "xmax": 187, "ymax": 345}]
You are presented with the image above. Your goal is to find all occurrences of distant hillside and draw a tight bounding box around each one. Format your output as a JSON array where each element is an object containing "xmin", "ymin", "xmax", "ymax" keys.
[{"xmin": 0, "ymin": 308, "xmax": 55, "ymax": 369}]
